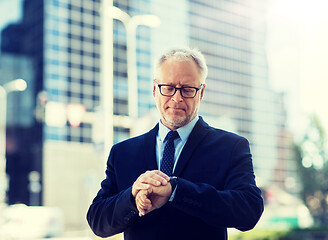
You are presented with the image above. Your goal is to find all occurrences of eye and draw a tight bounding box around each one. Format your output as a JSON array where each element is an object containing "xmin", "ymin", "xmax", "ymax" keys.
[
  {"xmin": 183, "ymin": 88, "xmax": 194, "ymax": 93},
  {"xmin": 164, "ymin": 86, "xmax": 175, "ymax": 91}
]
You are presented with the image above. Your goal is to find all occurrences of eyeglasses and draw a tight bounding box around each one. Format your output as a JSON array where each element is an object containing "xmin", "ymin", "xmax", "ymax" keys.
[{"xmin": 154, "ymin": 79, "xmax": 203, "ymax": 98}]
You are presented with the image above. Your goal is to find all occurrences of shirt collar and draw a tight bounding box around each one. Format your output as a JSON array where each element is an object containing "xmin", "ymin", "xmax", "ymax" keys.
[{"xmin": 158, "ymin": 116, "xmax": 199, "ymax": 142}]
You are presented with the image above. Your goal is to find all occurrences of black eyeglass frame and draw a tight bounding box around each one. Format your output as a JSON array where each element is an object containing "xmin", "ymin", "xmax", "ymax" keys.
[{"xmin": 154, "ymin": 79, "xmax": 203, "ymax": 98}]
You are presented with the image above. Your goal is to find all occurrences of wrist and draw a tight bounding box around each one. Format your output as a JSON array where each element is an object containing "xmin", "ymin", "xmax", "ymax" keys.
[
  {"xmin": 169, "ymin": 176, "xmax": 178, "ymax": 202},
  {"xmin": 169, "ymin": 176, "xmax": 178, "ymax": 192}
]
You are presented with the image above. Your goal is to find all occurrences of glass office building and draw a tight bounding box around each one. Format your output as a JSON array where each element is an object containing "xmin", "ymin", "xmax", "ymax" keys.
[{"xmin": 1, "ymin": 0, "xmax": 297, "ymax": 220}]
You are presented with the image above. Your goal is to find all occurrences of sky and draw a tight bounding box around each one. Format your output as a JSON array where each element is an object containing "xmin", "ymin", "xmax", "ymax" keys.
[
  {"xmin": 0, "ymin": 0, "xmax": 21, "ymax": 25},
  {"xmin": 266, "ymin": 0, "xmax": 328, "ymax": 139},
  {"xmin": 0, "ymin": 0, "xmax": 22, "ymax": 48}
]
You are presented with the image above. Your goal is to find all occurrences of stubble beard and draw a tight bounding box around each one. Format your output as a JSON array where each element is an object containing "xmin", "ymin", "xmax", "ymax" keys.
[
  {"xmin": 161, "ymin": 107, "xmax": 198, "ymax": 130},
  {"xmin": 163, "ymin": 115, "xmax": 188, "ymax": 129}
]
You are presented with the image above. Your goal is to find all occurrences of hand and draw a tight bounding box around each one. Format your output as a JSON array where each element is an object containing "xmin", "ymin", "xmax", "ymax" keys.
[
  {"xmin": 136, "ymin": 183, "xmax": 172, "ymax": 216},
  {"xmin": 132, "ymin": 170, "xmax": 170, "ymax": 198}
]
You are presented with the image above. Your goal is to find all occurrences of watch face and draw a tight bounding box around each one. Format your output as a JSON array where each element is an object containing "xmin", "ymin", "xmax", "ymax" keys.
[
  {"xmin": 170, "ymin": 176, "xmax": 177, "ymax": 186},
  {"xmin": 170, "ymin": 176, "xmax": 177, "ymax": 181}
]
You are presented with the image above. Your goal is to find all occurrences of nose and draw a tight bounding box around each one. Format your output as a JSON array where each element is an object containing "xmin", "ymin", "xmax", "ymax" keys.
[{"xmin": 171, "ymin": 89, "xmax": 183, "ymax": 102}]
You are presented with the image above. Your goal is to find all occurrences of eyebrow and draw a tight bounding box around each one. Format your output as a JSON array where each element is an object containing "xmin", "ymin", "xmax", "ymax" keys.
[
  {"xmin": 155, "ymin": 79, "xmax": 200, "ymax": 87},
  {"xmin": 159, "ymin": 83, "xmax": 198, "ymax": 88}
]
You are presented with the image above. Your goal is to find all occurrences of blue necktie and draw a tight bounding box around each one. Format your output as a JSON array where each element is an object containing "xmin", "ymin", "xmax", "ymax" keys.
[{"xmin": 160, "ymin": 131, "xmax": 179, "ymax": 176}]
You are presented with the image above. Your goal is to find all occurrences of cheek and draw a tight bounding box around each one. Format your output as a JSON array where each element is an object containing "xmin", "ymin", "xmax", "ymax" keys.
[
  {"xmin": 158, "ymin": 96, "xmax": 169, "ymax": 105},
  {"xmin": 186, "ymin": 101, "xmax": 198, "ymax": 112},
  {"xmin": 155, "ymin": 96, "xmax": 165, "ymax": 109}
]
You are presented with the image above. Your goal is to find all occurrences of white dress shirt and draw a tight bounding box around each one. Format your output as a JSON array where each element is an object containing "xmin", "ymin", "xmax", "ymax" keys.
[{"xmin": 156, "ymin": 116, "xmax": 199, "ymax": 172}]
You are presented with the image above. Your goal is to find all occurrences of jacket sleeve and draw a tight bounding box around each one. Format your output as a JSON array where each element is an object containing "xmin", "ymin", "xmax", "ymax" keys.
[
  {"xmin": 170, "ymin": 137, "xmax": 264, "ymax": 231},
  {"xmin": 86, "ymin": 146, "xmax": 139, "ymax": 238}
]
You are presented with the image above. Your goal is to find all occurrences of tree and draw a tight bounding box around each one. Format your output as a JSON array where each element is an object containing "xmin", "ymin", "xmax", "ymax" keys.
[{"xmin": 294, "ymin": 115, "xmax": 328, "ymax": 226}]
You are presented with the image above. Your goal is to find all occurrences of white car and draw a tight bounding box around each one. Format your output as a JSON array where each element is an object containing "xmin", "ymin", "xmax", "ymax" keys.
[{"xmin": 0, "ymin": 204, "xmax": 64, "ymax": 239}]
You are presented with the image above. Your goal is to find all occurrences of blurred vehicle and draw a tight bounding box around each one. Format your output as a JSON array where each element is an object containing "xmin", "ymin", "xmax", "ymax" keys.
[
  {"xmin": 259, "ymin": 185, "xmax": 314, "ymax": 229},
  {"xmin": 0, "ymin": 204, "xmax": 64, "ymax": 239}
]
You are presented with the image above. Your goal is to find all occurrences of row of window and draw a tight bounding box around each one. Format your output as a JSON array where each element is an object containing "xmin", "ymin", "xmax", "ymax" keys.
[
  {"xmin": 46, "ymin": 123, "xmax": 93, "ymax": 143},
  {"xmin": 43, "ymin": 0, "xmax": 286, "ymax": 157}
]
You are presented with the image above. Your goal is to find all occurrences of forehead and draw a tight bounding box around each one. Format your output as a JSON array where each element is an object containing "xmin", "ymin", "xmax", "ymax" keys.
[{"xmin": 157, "ymin": 59, "xmax": 201, "ymax": 85}]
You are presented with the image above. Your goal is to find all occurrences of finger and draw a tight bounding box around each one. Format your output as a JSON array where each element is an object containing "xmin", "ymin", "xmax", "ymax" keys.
[
  {"xmin": 137, "ymin": 205, "xmax": 151, "ymax": 217},
  {"xmin": 134, "ymin": 173, "xmax": 161, "ymax": 189},
  {"xmin": 137, "ymin": 202, "xmax": 151, "ymax": 212},
  {"xmin": 136, "ymin": 196, "xmax": 151, "ymax": 216},
  {"xmin": 136, "ymin": 196, "xmax": 148, "ymax": 209},
  {"xmin": 154, "ymin": 170, "xmax": 170, "ymax": 182},
  {"xmin": 151, "ymin": 170, "xmax": 170, "ymax": 184},
  {"xmin": 141, "ymin": 196, "xmax": 151, "ymax": 208},
  {"xmin": 137, "ymin": 205, "xmax": 146, "ymax": 217},
  {"xmin": 132, "ymin": 182, "xmax": 150, "ymax": 197},
  {"xmin": 132, "ymin": 171, "xmax": 169, "ymax": 197},
  {"xmin": 141, "ymin": 170, "xmax": 169, "ymax": 186},
  {"xmin": 136, "ymin": 191, "xmax": 151, "ymax": 208},
  {"xmin": 139, "ymin": 210, "xmax": 145, "ymax": 217}
]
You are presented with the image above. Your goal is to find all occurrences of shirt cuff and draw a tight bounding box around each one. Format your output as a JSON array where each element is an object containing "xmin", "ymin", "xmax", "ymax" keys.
[
  {"xmin": 169, "ymin": 176, "xmax": 178, "ymax": 202},
  {"xmin": 169, "ymin": 185, "xmax": 177, "ymax": 202}
]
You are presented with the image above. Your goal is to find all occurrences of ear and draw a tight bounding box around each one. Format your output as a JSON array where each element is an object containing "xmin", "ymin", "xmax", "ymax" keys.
[
  {"xmin": 153, "ymin": 80, "xmax": 156, "ymax": 97},
  {"xmin": 199, "ymin": 84, "xmax": 205, "ymax": 101}
]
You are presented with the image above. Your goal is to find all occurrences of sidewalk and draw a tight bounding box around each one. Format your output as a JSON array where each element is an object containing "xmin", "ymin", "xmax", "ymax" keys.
[{"xmin": 35, "ymin": 232, "xmax": 124, "ymax": 240}]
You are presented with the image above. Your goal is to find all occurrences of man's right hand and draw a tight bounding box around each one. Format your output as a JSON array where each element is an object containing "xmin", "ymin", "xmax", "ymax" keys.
[{"xmin": 132, "ymin": 170, "xmax": 170, "ymax": 198}]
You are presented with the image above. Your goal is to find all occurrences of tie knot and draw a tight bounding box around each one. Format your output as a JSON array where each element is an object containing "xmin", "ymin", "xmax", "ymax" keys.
[{"xmin": 165, "ymin": 131, "xmax": 179, "ymax": 142}]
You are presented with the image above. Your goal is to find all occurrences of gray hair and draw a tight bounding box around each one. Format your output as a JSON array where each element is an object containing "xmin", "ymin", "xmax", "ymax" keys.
[{"xmin": 153, "ymin": 47, "xmax": 208, "ymax": 84}]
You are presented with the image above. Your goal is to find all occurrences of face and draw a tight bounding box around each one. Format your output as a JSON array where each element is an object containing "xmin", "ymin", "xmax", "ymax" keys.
[{"xmin": 153, "ymin": 59, "xmax": 205, "ymax": 130}]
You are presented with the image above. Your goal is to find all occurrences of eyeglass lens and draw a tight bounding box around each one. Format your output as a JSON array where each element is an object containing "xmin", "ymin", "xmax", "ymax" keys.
[{"xmin": 160, "ymin": 86, "xmax": 197, "ymax": 98}]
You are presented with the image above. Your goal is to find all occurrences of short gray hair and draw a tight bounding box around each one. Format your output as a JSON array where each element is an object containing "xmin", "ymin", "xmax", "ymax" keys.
[{"xmin": 153, "ymin": 47, "xmax": 208, "ymax": 84}]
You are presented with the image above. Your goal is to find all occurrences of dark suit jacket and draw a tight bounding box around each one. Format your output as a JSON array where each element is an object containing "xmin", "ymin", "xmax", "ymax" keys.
[{"xmin": 87, "ymin": 117, "xmax": 264, "ymax": 240}]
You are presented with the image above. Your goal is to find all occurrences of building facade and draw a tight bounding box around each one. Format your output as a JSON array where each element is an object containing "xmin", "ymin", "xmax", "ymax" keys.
[{"xmin": 1, "ymin": 0, "xmax": 297, "ymax": 228}]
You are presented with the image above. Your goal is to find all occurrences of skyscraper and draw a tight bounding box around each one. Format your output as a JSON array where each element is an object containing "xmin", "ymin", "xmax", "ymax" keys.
[
  {"xmin": 1, "ymin": 0, "xmax": 44, "ymax": 205},
  {"xmin": 1, "ymin": 0, "xmax": 296, "ymax": 227}
]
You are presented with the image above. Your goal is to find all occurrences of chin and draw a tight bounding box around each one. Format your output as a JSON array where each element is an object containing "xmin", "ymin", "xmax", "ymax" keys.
[{"xmin": 165, "ymin": 116, "xmax": 189, "ymax": 129}]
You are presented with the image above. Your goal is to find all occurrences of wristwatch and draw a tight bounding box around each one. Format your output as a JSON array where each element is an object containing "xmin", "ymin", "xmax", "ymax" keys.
[{"xmin": 169, "ymin": 176, "xmax": 178, "ymax": 191}]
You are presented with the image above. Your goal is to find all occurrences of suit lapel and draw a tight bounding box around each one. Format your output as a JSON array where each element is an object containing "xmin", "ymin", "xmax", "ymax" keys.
[
  {"xmin": 173, "ymin": 117, "xmax": 210, "ymax": 176},
  {"xmin": 142, "ymin": 124, "xmax": 159, "ymax": 170}
]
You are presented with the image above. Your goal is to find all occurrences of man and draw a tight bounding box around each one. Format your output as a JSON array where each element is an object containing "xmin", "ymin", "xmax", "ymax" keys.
[{"xmin": 87, "ymin": 47, "xmax": 264, "ymax": 240}]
